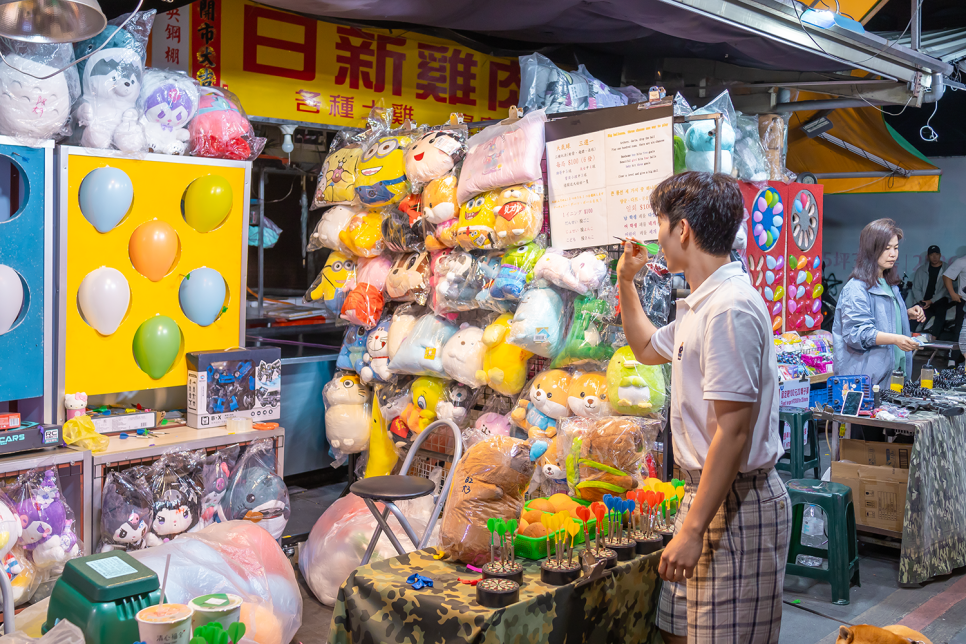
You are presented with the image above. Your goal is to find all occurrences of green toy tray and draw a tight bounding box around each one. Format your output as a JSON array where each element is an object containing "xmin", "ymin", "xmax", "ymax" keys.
[{"xmin": 515, "ymin": 497, "xmax": 597, "ymax": 560}]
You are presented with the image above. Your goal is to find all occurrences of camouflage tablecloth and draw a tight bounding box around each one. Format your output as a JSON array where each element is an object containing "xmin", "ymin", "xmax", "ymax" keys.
[
  {"xmin": 900, "ymin": 412, "xmax": 966, "ymax": 585},
  {"xmin": 328, "ymin": 548, "xmax": 664, "ymax": 644}
]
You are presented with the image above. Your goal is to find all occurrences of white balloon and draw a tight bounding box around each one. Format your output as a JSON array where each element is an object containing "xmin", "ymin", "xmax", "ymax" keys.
[
  {"xmin": 78, "ymin": 267, "xmax": 130, "ymax": 335},
  {"xmin": 0, "ymin": 265, "xmax": 23, "ymax": 334}
]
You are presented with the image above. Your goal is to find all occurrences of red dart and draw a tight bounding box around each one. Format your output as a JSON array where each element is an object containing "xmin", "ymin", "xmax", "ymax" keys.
[
  {"xmin": 655, "ymin": 491, "xmax": 665, "ymax": 506},
  {"xmin": 575, "ymin": 506, "xmax": 590, "ymax": 522},
  {"xmin": 591, "ymin": 502, "xmax": 606, "ymax": 553}
]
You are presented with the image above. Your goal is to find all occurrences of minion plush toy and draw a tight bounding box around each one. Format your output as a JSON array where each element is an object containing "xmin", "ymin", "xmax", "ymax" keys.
[
  {"xmin": 356, "ymin": 134, "xmax": 413, "ymax": 207},
  {"xmin": 305, "ymin": 251, "xmax": 355, "ymax": 316}
]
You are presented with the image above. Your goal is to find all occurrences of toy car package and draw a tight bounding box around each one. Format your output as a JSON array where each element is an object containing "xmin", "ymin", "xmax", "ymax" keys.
[{"xmin": 186, "ymin": 348, "xmax": 282, "ymax": 428}]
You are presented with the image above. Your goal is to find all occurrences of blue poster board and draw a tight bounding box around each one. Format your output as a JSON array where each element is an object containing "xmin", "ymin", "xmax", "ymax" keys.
[{"xmin": 0, "ymin": 140, "xmax": 51, "ymax": 414}]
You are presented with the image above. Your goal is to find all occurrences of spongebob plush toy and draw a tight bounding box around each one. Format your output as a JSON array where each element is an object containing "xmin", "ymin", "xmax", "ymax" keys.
[
  {"xmin": 355, "ymin": 134, "xmax": 413, "ymax": 207},
  {"xmin": 606, "ymin": 346, "xmax": 667, "ymax": 415},
  {"xmin": 456, "ymin": 191, "xmax": 497, "ymax": 250},
  {"xmin": 476, "ymin": 313, "xmax": 534, "ymax": 396}
]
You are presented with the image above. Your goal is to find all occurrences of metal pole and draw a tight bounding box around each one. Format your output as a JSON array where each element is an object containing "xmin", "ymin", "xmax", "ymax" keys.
[
  {"xmin": 258, "ymin": 169, "xmax": 266, "ymax": 319},
  {"xmin": 911, "ymin": 0, "xmax": 921, "ymax": 51},
  {"xmin": 713, "ymin": 114, "xmax": 722, "ymax": 174}
]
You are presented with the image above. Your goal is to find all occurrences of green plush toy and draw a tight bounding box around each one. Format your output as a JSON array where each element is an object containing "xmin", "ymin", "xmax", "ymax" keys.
[
  {"xmin": 606, "ymin": 345, "xmax": 667, "ymax": 415},
  {"xmin": 550, "ymin": 295, "xmax": 614, "ymax": 368},
  {"xmin": 673, "ymin": 134, "xmax": 688, "ymax": 175}
]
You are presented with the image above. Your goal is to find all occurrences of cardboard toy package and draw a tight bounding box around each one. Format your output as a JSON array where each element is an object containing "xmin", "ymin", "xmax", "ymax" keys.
[{"xmin": 186, "ymin": 348, "xmax": 281, "ymax": 428}]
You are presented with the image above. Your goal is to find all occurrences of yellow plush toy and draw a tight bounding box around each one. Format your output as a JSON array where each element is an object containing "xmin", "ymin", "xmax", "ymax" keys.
[
  {"xmin": 493, "ymin": 181, "xmax": 544, "ymax": 248},
  {"xmin": 399, "ymin": 376, "xmax": 446, "ymax": 434},
  {"xmin": 339, "ymin": 210, "xmax": 385, "ymax": 258},
  {"xmin": 355, "ymin": 134, "xmax": 413, "ymax": 207},
  {"xmin": 476, "ymin": 313, "xmax": 534, "ymax": 396},
  {"xmin": 364, "ymin": 390, "xmax": 398, "ymax": 478},
  {"xmin": 317, "ymin": 145, "xmax": 361, "ymax": 205},
  {"xmin": 456, "ymin": 191, "xmax": 497, "ymax": 251}
]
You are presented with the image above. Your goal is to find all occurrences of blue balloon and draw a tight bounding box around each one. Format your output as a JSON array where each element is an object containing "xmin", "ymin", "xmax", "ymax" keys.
[
  {"xmin": 179, "ymin": 267, "xmax": 227, "ymax": 327},
  {"xmin": 78, "ymin": 167, "xmax": 134, "ymax": 234}
]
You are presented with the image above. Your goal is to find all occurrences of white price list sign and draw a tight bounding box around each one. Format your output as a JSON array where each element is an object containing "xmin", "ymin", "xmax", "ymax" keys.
[{"xmin": 545, "ymin": 104, "xmax": 674, "ymax": 251}]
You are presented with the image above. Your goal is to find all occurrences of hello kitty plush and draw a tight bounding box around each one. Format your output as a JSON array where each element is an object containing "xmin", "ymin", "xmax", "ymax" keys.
[
  {"xmin": 64, "ymin": 392, "xmax": 87, "ymax": 420},
  {"xmin": 0, "ymin": 54, "xmax": 72, "ymax": 140},
  {"xmin": 74, "ymin": 48, "xmax": 145, "ymax": 151},
  {"xmin": 16, "ymin": 471, "xmax": 79, "ymax": 569},
  {"xmin": 139, "ymin": 69, "xmax": 199, "ymax": 155}
]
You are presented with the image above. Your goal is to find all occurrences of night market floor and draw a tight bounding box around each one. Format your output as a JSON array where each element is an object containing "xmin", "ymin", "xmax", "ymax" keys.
[{"xmin": 285, "ymin": 452, "xmax": 966, "ymax": 644}]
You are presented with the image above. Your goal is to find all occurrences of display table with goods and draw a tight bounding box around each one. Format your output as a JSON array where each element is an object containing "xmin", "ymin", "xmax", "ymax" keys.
[{"xmin": 817, "ymin": 373, "xmax": 966, "ymax": 585}]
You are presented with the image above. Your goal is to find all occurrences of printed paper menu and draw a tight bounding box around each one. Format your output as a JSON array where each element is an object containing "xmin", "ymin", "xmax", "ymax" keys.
[{"xmin": 545, "ymin": 105, "xmax": 674, "ymax": 251}]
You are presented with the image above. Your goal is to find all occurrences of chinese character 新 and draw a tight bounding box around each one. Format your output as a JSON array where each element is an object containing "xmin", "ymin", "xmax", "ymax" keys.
[
  {"xmin": 334, "ymin": 26, "xmax": 406, "ymax": 96},
  {"xmin": 328, "ymin": 95, "xmax": 354, "ymax": 118}
]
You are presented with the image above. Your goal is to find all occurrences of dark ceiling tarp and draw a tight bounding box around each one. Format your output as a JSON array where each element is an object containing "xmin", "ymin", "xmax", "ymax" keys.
[{"xmin": 260, "ymin": 0, "xmax": 852, "ymax": 72}]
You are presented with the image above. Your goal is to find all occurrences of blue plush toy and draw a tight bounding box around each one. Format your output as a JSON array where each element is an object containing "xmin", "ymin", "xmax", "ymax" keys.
[
  {"xmin": 507, "ymin": 287, "xmax": 567, "ymax": 357},
  {"xmin": 387, "ymin": 313, "xmax": 457, "ymax": 377},
  {"xmin": 336, "ymin": 325, "xmax": 370, "ymax": 372},
  {"xmin": 488, "ymin": 242, "xmax": 545, "ymax": 302},
  {"xmin": 220, "ymin": 439, "xmax": 290, "ymax": 540},
  {"xmin": 684, "ymin": 120, "xmax": 735, "ymax": 174}
]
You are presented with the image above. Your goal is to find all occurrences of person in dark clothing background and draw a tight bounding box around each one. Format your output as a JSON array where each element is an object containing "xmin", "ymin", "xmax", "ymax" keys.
[{"xmin": 907, "ymin": 245, "xmax": 950, "ymax": 335}]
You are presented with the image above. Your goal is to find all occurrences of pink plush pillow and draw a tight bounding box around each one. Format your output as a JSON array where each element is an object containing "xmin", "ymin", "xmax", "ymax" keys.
[{"xmin": 457, "ymin": 110, "xmax": 547, "ymax": 204}]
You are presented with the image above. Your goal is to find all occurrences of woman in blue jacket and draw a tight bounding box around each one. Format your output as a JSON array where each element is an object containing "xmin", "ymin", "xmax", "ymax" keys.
[{"xmin": 833, "ymin": 218, "xmax": 926, "ymax": 390}]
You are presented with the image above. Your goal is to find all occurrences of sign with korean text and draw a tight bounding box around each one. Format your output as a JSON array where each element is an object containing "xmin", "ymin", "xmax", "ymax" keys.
[
  {"xmin": 544, "ymin": 104, "xmax": 674, "ymax": 250},
  {"xmin": 149, "ymin": 0, "xmax": 521, "ymax": 127},
  {"xmin": 779, "ymin": 380, "xmax": 810, "ymax": 408}
]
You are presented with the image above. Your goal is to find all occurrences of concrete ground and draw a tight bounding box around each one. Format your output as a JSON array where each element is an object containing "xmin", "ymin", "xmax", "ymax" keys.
[{"xmin": 286, "ymin": 439, "xmax": 966, "ymax": 644}]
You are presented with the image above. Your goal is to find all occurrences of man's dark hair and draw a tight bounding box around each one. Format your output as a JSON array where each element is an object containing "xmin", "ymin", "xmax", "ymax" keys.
[{"xmin": 649, "ymin": 171, "xmax": 744, "ymax": 256}]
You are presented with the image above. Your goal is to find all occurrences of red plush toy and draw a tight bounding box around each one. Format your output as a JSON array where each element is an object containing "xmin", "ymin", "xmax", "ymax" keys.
[{"xmin": 188, "ymin": 86, "xmax": 265, "ymax": 161}]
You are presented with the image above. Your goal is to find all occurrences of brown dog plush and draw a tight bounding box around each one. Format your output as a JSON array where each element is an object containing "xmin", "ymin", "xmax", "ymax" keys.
[
  {"xmin": 439, "ymin": 436, "xmax": 534, "ymax": 565},
  {"xmin": 836, "ymin": 625, "xmax": 931, "ymax": 644},
  {"xmin": 573, "ymin": 416, "xmax": 646, "ymax": 503}
]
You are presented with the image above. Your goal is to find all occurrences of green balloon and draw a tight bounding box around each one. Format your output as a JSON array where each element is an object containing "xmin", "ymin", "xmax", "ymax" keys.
[{"xmin": 132, "ymin": 315, "xmax": 182, "ymax": 379}]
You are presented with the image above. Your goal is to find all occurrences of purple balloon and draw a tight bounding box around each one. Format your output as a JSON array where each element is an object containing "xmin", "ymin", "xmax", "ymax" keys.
[
  {"xmin": 812, "ymin": 299, "xmax": 822, "ymax": 313},
  {"xmin": 773, "ymin": 203, "xmax": 784, "ymax": 216},
  {"xmin": 753, "ymin": 211, "xmax": 762, "ymax": 223},
  {"xmin": 753, "ymin": 223, "xmax": 764, "ymax": 237},
  {"xmin": 776, "ymin": 256, "xmax": 784, "ymax": 270},
  {"xmin": 772, "ymin": 301, "xmax": 783, "ymax": 316},
  {"xmin": 758, "ymin": 197, "xmax": 767, "ymax": 212}
]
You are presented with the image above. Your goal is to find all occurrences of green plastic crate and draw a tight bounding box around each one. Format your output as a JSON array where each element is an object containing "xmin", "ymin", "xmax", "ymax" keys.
[{"xmin": 515, "ymin": 497, "xmax": 598, "ymax": 560}]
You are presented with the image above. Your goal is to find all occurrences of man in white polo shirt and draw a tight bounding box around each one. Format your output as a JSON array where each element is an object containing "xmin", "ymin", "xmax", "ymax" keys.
[{"xmin": 618, "ymin": 172, "xmax": 790, "ymax": 644}]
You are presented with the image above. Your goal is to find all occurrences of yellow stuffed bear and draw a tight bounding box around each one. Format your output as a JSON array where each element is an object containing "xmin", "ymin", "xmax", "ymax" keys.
[{"xmin": 476, "ymin": 313, "xmax": 533, "ymax": 396}]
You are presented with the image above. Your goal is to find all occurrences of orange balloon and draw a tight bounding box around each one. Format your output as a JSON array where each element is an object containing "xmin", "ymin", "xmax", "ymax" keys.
[{"xmin": 129, "ymin": 220, "xmax": 179, "ymax": 282}]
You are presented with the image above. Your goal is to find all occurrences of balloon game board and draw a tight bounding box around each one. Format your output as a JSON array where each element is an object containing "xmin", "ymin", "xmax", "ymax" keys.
[
  {"xmin": 56, "ymin": 147, "xmax": 250, "ymax": 411},
  {"xmin": 0, "ymin": 138, "xmax": 53, "ymax": 420}
]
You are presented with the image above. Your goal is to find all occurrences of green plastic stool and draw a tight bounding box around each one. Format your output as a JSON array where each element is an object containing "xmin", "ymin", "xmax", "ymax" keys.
[
  {"xmin": 777, "ymin": 407, "xmax": 822, "ymax": 480},
  {"xmin": 785, "ymin": 479, "xmax": 860, "ymax": 605}
]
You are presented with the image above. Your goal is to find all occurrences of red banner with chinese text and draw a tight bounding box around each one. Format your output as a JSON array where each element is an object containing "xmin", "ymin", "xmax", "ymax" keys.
[{"xmin": 151, "ymin": 0, "xmax": 520, "ymax": 127}]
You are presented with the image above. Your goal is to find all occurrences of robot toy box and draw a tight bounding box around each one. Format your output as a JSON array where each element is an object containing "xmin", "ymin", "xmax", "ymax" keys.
[{"xmin": 186, "ymin": 348, "xmax": 282, "ymax": 429}]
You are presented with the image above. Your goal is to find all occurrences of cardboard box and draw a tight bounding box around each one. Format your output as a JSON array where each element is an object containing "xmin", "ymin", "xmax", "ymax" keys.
[
  {"xmin": 186, "ymin": 348, "xmax": 281, "ymax": 429},
  {"xmin": 90, "ymin": 410, "xmax": 160, "ymax": 435},
  {"xmin": 0, "ymin": 412, "xmax": 20, "ymax": 430},
  {"xmin": 840, "ymin": 439, "xmax": 911, "ymax": 469},
  {"xmin": 831, "ymin": 461, "xmax": 908, "ymax": 532}
]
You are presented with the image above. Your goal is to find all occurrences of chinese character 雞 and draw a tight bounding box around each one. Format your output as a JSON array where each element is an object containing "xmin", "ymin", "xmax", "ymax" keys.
[
  {"xmin": 416, "ymin": 43, "xmax": 448, "ymax": 103},
  {"xmin": 391, "ymin": 103, "xmax": 415, "ymax": 125}
]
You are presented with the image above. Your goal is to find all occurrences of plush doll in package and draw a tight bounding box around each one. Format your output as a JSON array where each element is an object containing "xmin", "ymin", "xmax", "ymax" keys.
[
  {"xmin": 337, "ymin": 325, "xmax": 370, "ymax": 372},
  {"xmin": 355, "ymin": 133, "xmax": 413, "ymax": 207},
  {"xmin": 138, "ymin": 69, "xmax": 200, "ymax": 155},
  {"xmin": 323, "ymin": 371, "xmax": 371, "ymax": 455},
  {"xmin": 561, "ymin": 416, "xmax": 658, "ymax": 503},
  {"xmin": 220, "ymin": 439, "xmax": 290, "ymax": 540},
  {"xmin": 341, "ymin": 254, "xmax": 392, "ymax": 329},
  {"xmin": 385, "ymin": 251, "xmax": 431, "ymax": 305},
  {"xmin": 8, "ymin": 468, "xmax": 81, "ymax": 569},
  {"xmin": 359, "ymin": 317, "xmax": 392, "ymax": 384},
  {"xmin": 0, "ymin": 492, "xmax": 38, "ymax": 605},
  {"xmin": 439, "ymin": 436, "xmax": 535, "ymax": 565},
  {"xmin": 534, "ymin": 248, "xmax": 609, "ymax": 296},
  {"xmin": 477, "ymin": 313, "xmax": 534, "ymax": 396},
  {"xmin": 511, "ymin": 369, "xmax": 573, "ymax": 434},
  {"xmin": 552, "ymin": 295, "xmax": 616, "ymax": 368},
  {"xmin": 458, "ymin": 110, "xmax": 547, "ymax": 204},
  {"xmin": 388, "ymin": 313, "xmax": 458, "ymax": 378},
  {"xmin": 144, "ymin": 451, "xmax": 203, "ymax": 547},
  {"xmin": 188, "ymin": 86, "xmax": 266, "ymax": 161},
  {"xmin": 0, "ymin": 42, "xmax": 80, "ymax": 141},
  {"xmin": 308, "ymin": 204, "xmax": 363, "ymax": 255},
  {"xmin": 519, "ymin": 53, "xmax": 590, "ymax": 114},
  {"xmin": 312, "ymin": 130, "xmax": 364, "ymax": 208},
  {"xmin": 606, "ymin": 346, "xmax": 668, "ymax": 416},
  {"xmin": 200, "ymin": 445, "xmax": 240, "ymax": 528},
  {"xmin": 304, "ymin": 251, "xmax": 356, "ymax": 317},
  {"xmin": 99, "ymin": 470, "xmax": 153, "ymax": 552},
  {"xmin": 404, "ymin": 125, "xmax": 467, "ymax": 187},
  {"xmin": 339, "ymin": 210, "xmax": 386, "ymax": 258}
]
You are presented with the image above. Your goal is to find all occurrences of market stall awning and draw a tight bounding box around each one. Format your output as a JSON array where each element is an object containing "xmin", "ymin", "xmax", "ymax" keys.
[{"xmin": 786, "ymin": 92, "xmax": 941, "ymax": 193}]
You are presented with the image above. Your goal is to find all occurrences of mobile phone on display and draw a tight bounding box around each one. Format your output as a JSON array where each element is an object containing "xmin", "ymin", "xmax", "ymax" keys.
[{"xmin": 841, "ymin": 390, "xmax": 864, "ymax": 416}]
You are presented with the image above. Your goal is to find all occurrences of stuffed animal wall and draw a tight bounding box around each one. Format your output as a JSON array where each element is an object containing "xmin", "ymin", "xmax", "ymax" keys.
[
  {"xmin": 492, "ymin": 181, "xmax": 544, "ymax": 248},
  {"xmin": 551, "ymin": 295, "xmax": 614, "ymax": 367},
  {"xmin": 441, "ymin": 322, "xmax": 486, "ymax": 387},
  {"xmin": 456, "ymin": 192, "xmax": 497, "ymax": 251},
  {"xmin": 606, "ymin": 346, "xmax": 668, "ymax": 415},
  {"xmin": 567, "ymin": 372, "xmax": 613, "ymax": 418},
  {"xmin": 510, "ymin": 370, "xmax": 572, "ymax": 433},
  {"xmin": 339, "ymin": 210, "xmax": 385, "ymax": 258},
  {"xmin": 308, "ymin": 205, "xmax": 361, "ymax": 255},
  {"xmin": 567, "ymin": 416, "xmax": 646, "ymax": 503},
  {"xmin": 477, "ymin": 313, "xmax": 533, "ymax": 396},
  {"xmin": 305, "ymin": 251, "xmax": 355, "ymax": 317},
  {"xmin": 75, "ymin": 47, "xmax": 145, "ymax": 151},
  {"xmin": 323, "ymin": 372, "xmax": 370, "ymax": 454},
  {"xmin": 221, "ymin": 439, "xmax": 290, "ymax": 540},
  {"xmin": 316, "ymin": 145, "xmax": 362, "ymax": 205},
  {"xmin": 341, "ymin": 255, "xmax": 391, "ymax": 328},
  {"xmin": 507, "ymin": 287, "xmax": 567, "ymax": 358},
  {"xmin": 139, "ymin": 69, "xmax": 199, "ymax": 155},
  {"xmin": 385, "ymin": 252, "xmax": 430, "ymax": 304},
  {"xmin": 387, "ymin": 313, "xmax": 457, "ymax": 377},
  {"xmin": 404, "ymin": 129, "xmax": 465, "ymax": 185},
  {"xmin": 0, "ymin": 54, "xmax": 73, "ymax": 140},
  {"xmin": 355, "ymin": 134, "xmax": 412, "ymax": 207},
  {"xmin": 359, "ymin": 319, "xmax": 391, "ymax": 384},
  {"xmin": 439, "ymin": 436, "xmax": 534, "ymax": 564}
]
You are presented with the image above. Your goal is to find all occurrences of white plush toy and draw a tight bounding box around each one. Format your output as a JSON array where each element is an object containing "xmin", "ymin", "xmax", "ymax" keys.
[
  {"xmin": 308, "ymin": 204, "xmax": 361, "ymax": 255},
  {"xmin": 441, "ymin": 322, "xmax": 486, "ymax": 387},
  {"xmin": 360, "ymin": 319, "xmax": 391, "ymax": 384},
  {"xmin": 387, "ymin": 305, "xmax": 420, "ymax": 360},
  {"xmin": 534, "ymin": 248, "xmax": 608, "ymax": 296},
  {"xmin": 322, "ymin": 373, "xmax": 370, "ymax": 454},
  {"xmin": 139, "ymin": 69, "xmax": 199, "ymax": 155},
  {"xmin": 75, "ymin": 48, "xmax": 145, "ymax": 151},
  {"xmin": 0, "ymin": 54, "xmax": 72, "ymax": 140}
]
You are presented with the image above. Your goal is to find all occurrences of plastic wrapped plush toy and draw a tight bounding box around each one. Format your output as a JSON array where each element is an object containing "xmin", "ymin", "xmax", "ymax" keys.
[
  {"xmin": 551, "ymin": 295, "xmax": 615, "ymax": 368},
  {"xmin": 188, "ymin": 86, "xmax": 266, "ymax": 161},
  {"xmin": 510, "ymin": 369, "xmax": 573, "ymax": 433},
  {"xmin": 439, "ymin": 436, "xmax": 534, "ymax": 565},
  {"xmin": 388, "ymin": 376, "xmax": 445, "ymax": 447},
  {"xmin": 387, "ymin": 303, "xmax": 422, "ymax": 361},
  {"xmin": 388, "ymin": 313, "xmax": 458, "ymax": 378},
  {"xmin": 567, "ymin": 372, "xmax": 613, "ymax": 418},
  {"xmin": 339, "ymin": 210, "xmax": 385, "ymax": 258},
  {"xmin": 458, "ymin": 109, "xmax": 547, "ymax": 204},
  {"xmin": 441, "ymin": 322, "xmax": 487, "ymax": 387},
  {"xmin": 435, "ymin": 380, "xmax": 479, "ymax": 426},
  {"xmin": 138, "ymin": 69, "xmax": 199, "ymax": 155},
  {"xmin": 144, "ymin": 452, "xmax": 203, "ymax": 547},
  {"xmin": 477, "ymin": 313, "xmax": 534, "ymax": 396},
  {"xmin": 9, "ymin": 468, "xmax": 81, "ymax": 570},
  {"xmin": 304, "ymin": 251, "xmax": 355, "ymax": 317},
  {"xmin": 308, "ymin": 205, "xmax": 361, "ymax": 255},
  {"xmin": 359, "ymin": 318, "xmax": 392, "ymax": 384},
  {"xmin": 422, "ymin": 174, "xmax": 460, "ymax": 225},
  {"xmin": 0, "ymin": 48, "xmax": 77, "ymax": 141},
  {"xmin": 200, "ymin": 446, "xmax": 240, "ymax": 528},
  {"xmin": 385, "ymin": 252, "xmax": 430, "ymax": 304},
  {"xmin": 534, "ymin": 248, "xmax": 608, "ymax": 296},
  {"xmin": 456, "ymin": 191, "xmax": 497, "ymax": 251},
  {"xmin": 519, "ymin": 53, "xmax": 590, "ymax": 114},
  {"xmin": 323, "ymin": 372, "xmax": 371, "ymax": 455},
  {"xmin": 336, "ymin": 325, "xmax": 370, "ymax": 372},
  {"xmin": 74, "ymin": 46, "xmax": 145, "ymax": 151},
  {"xmin": 99, "ymin": 470, "xmax": 153, "ymax": 552},
  {"xmin": 355, "ymin": 134, "xmax": 413, "ymax": 207},
  {"xmin": 492, "ymin": 181, "xmax": 544, "ymax": 248},
  {"xmin": 487, "ymin": 241, "xmax": 546, "ymax": 302},
  {"xmin": 507, "ymin": 287, "xmax": 567, "ymax": 358},
  {"xmin": 606, "ymin": 346, "xmax": 668, "ymax": 416},
  {"xmin": 220, "ymin": 439, "xmax": 290, "ymax": 540},
  {"xmin": 341, "ymin": 255, "xmax": 392, "ymax": 329},
  {"xmin": 404, "ymin": 126, "xmax": 466, "ymax": 187},
  {"xmin": 433, "ymin": 250, "xmax": 487, "ymax": 314},
  {"xmin": 312, "ymin": 133, "xmax": 363, "ymax": 207},
  {"xmin": 562, "ymin": 416, "xmax": 657, "ymax": 503},
  {"xmin": 381, "ymin": 207, "xmax": 424, "ymax": 253},
  {"xmin": 684, "ymin": 118, "xmax": 735, "ymax": 175}
]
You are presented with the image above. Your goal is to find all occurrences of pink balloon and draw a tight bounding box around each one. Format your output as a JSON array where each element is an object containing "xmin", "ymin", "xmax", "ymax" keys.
[
  {"xmin": 788, "ymin": 300, "xmax": 798, "ymax": 314},
  {"xmin": 757, "ymin": 197, "xmax": 767, "ymax": 212}
]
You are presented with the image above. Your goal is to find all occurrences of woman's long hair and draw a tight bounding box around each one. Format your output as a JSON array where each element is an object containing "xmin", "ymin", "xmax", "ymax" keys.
[{"xmin": 850, "ymin": 218, "xmax": 903, "ymax": 289}]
